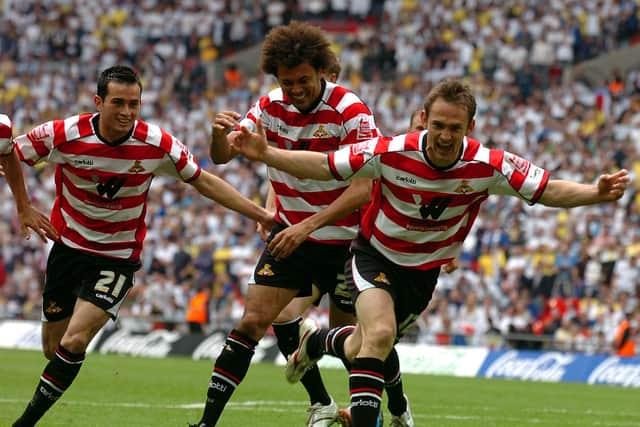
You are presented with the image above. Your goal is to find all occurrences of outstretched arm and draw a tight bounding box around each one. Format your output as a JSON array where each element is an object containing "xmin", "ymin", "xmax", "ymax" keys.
[
  {"xmin": 189, "ymin": 170, "xmax": 274, "ymax": 230},
  {"xmin": 231, "ymin": 118, "xmax": 334, "ymax": 180},
  {"xmin": 539, "ymin": 169, "xmax": 629, "ymax": 207}
]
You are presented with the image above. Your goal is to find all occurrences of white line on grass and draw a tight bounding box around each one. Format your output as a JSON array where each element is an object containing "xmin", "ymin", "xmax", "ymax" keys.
[{"xmin": 0, "ymin": 399, "xmax": 637, "ymax": 426}]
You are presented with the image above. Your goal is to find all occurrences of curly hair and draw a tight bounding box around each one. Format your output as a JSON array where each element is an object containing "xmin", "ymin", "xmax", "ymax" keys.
[
  {"xmin": 423, "ymin": 80, "xmax": 476, "ymax": 123},
  {"xmin": 261, "ymin": 21, "xmax": 335, "ymax": 76}
]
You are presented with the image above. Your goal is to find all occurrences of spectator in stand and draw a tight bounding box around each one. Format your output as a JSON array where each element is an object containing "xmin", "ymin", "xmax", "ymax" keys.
[
  {"xmin": 613, "ymin": 308, "xmax": 638, "ymax": 356},
  {"xmin": 186, "ymin": 284, "xmax": 211, "ymax": 334}
]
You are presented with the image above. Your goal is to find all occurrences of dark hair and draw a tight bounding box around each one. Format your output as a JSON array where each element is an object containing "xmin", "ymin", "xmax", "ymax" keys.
[
  {"xmin": 97, "ymin": 66, "xmax": 142, "ymax": 99},
  {"xmin": 261, "ymin": 21, "xmax": 334, "ymax": 76},
  {"xmin": 423, "ymin": 80, "xmax": 476, "ymax": 123}
]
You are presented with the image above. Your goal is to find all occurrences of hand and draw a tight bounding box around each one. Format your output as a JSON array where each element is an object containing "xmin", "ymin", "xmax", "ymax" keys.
[
  {"xmin": 256, "ymin": 213, "xmax": 274, "ymax": 242},
  {"xmin": 268, "ymin": 221, "xmax": 313, "ymax": 260},
  {"xmin": 211, "ymin": 111, "xmax": 242, "ymax": 137},
  {"xmin": 230, "ymin": 118, "xmax": 269, "ymax": 161},
  {"xmin": 258, "ymin": 211, "xmax": 275, "ymax": 240},
  {"xmin": 597, "ymin": 169, "xmax": 630, "ymax": 201},
  {"xmin": 17, "ymin": 206, "xmax": 59, "ymax": 243},
  {"xmin": 442, "ymin": 259, "xmax": 459, "ymax": 274}
]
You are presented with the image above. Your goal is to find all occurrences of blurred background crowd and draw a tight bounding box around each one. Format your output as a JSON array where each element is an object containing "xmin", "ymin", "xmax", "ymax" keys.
[{"xmin": 1, "ymin": 0, "xmax": 640, "ymax": 356}]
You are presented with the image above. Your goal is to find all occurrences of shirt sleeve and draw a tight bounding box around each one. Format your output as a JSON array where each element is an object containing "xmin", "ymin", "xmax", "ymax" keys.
[
  {"xmin": 152, "ymin": 127, "xmax": 201, "ymax": 182},
  {"xmin": 13, "ymin": 121, "xmax": 56, "ymax": 165},
  {"xmin": 328, "ymin": 138, "xmax": 383, "ymax": 181},
  {"xmin": 339, "ymin": 98, "xmax": 379, "ymax": 147},
  {"xmin": 489, "ymin": 149, "xmax": 549, "ymax": 204},
  {"xmin": 0, "ymin": 114, "xmax": 13, "ymax": 155}
]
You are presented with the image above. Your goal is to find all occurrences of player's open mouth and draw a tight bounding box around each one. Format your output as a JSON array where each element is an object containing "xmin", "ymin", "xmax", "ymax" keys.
[{"xmin": 436, "ymin": 142, "xmax": 453, "ymax": 153}]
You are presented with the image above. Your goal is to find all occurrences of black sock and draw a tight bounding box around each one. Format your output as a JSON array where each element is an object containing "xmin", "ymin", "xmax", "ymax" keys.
[
  {"xmin": 13, "ymin": 345, "xmax": 85, "ymax": 427},
  {"xmin": 349, "ymin": 357, "xmax": 384, "ymax": 427},
  {"xmin": 310, "ymin": 325, "xmax": 354, "ymax": 366},
  {"xmin": 273, "ymin": 318, "xmax": 331, "ymax": 405},
  {"xmin": 199, "ymin": 329, "xmax": 257, "ymax": 426},
  {"xmin": 384, "ymin": 348, "xmax": 407, "ymax": 416}
]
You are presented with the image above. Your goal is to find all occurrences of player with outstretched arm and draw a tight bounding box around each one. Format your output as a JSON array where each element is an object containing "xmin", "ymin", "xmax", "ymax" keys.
[{"xmin": 230, "ymin": 79, "xmax": 630, "ymax": 427}]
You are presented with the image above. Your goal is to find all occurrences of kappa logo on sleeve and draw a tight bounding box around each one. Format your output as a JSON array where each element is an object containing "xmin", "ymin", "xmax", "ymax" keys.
[
  {"xmin": 506, "ymin": 154, "xmax": 530, "ymax": 176},
  {"xmin": 350, "ymin": 140, "xmax": 374, "ymax": 155},
  {"xmin": 28, "ymin": 123, "xmax": 51, "ymax": 141},
  {"xmin": 356, "ymin": 117, "xmax": 374, "ymax": 141}
]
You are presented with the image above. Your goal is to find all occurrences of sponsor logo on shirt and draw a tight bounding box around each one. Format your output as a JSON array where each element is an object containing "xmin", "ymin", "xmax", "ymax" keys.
[
  {"xmin": 73, "ymin": 159, "xmax": 94, "ymax": 167},
  {"xmin": 406, "ymin": 220, "xmax": 449, "ymax": 232},
  {"xmin": 95, "ymin": 293, "xmax": 115, "ymax": 304},
  {"xmin": 395, "ymin": 175, "xmax": 417, "ymax": 185},
  {"xmin": 277, "ymin": 124, "xmax": 289, "ymax": 135}
]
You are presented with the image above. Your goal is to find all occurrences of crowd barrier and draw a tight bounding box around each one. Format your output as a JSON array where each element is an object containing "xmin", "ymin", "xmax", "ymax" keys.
[{"xmin": 2, "ymin": 320, "xmax": 638, "ymax": 388}]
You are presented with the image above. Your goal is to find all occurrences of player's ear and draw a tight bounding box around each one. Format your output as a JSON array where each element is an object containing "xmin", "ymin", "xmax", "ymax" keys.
[
  {"xmin": 466, "ymin": 118, "xmax": 476, "ymax": 135},
  {"xmin": 94, "ymin": 94, "xmax": 103, "ymax": 112}
]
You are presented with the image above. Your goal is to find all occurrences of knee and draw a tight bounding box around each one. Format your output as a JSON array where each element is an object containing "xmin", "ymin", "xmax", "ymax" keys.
[
  {"xmin": 238, "ymin": 311, "xmax": 272, "ymax": 341},
  {"xmin": 361, "ymin": 325, "xmax": 396, "ymax": 358},
  {"xmin": 60, "ymin": 331, "xmax": 91, "ymax": 354}
]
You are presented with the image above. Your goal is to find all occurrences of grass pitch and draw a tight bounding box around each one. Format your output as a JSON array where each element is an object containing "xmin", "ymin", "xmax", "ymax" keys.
[{"xmin": 1, "ymin": 348, "xmax": 639, "ymax": 426}]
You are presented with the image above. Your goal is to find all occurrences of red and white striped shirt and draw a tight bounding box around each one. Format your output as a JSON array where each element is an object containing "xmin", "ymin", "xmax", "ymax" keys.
[
  {"xmin": 329, "ymin": 131, "xmax": 549, "ymax": 270},
  {"xmin": 240, "ymin": 81, "xmax": 378, "ymax": 245},
  {"xmin": 14, "ymin": 113, "xmax": 201, "ymax": 261}
]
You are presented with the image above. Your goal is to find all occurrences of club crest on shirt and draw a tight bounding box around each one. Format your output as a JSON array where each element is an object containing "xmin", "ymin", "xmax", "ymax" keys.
[
  {"xmin": 454, "ymin": 179, "xmax": 474, "ymax": 194},
  {"xmin": 128, "ymin": 160, "xmax": 145, "ymax": 173},
  {"xmin": 313, "ymin": 125, "xmax": 329, "ymax": 138}
]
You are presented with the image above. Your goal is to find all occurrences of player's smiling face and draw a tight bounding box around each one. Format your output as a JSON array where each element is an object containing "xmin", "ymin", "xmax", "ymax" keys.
[
  {"xmin": 425, "ymin": 98, "xmax": 475, "ymax": 168},
  {"xmin": 276, "ymin": 62, "xmax": 323, "ymax": 112},
  {"xmin": 94, "ymin": 81, "xmax": 141, "ymax": 142}
]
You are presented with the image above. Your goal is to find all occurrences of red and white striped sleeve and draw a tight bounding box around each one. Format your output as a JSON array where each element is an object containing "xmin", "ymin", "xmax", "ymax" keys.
[
  {"xmin": 139, "ymin": 122, "xmax": 201, "ymax": 182},
  {"xmin": 0, "ymin": 114, "xmax": 13, "ymax": 155},
  {"xmin": 13, "ymin": 120, "xmax": 58, "ymax": 165},
  {"xmin": 330, "ymin": 88, "xmax": 378, "ymax": 147},
  {"xmin": 328, "ymin": 137, "xmax": 385, "ymax": 180},
  {"xmin": 485, "ymin": 148, "xmax": 549, "ymax": 204}
]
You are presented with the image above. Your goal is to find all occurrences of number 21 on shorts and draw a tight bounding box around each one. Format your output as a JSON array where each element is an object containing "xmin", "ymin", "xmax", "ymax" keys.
[{"xmin": 94, "ymin": 270, "xmax": 127, "ymax": 299}]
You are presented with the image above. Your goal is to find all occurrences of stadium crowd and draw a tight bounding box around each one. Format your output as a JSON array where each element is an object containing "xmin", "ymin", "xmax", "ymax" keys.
[{"xmin": 1, "ymin": 0, "xmax": 640, "ymax": 355}]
